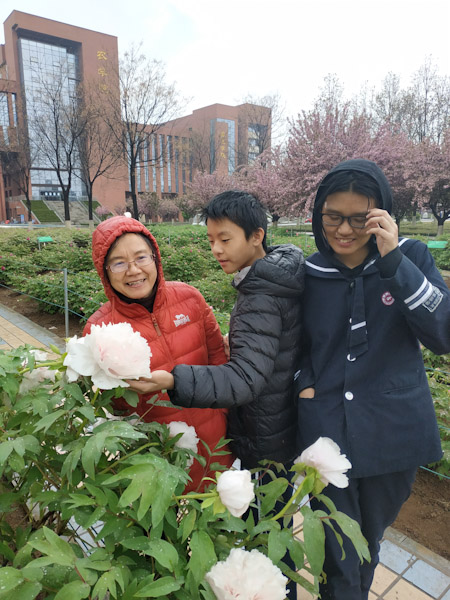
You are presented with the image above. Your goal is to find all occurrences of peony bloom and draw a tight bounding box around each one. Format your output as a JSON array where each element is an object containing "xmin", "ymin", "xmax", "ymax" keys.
[
  {"xmin": 63, "ymin": 322, "xmax": 151, "ymax": 389},
  {"xmin": 167, "ymin": 421, "xmax": 199, "ymax": 468},
  {"xmin": 217, "ymin": 470, "xmax": 255, "ymax": 518},
  {"xmin": 295, "ymin": 437, "xmax": 352, "ymax": 489},
  {"xmin": 205, "ymin": 548, "xmax": 287, "ymax": 600},
  {"xmin": 19, "ymin": 350, "xmax": 57, "ymax": 394},
  {"xmin": 167, "ymin": 421, "xmax": 199, "ymax": 453}
]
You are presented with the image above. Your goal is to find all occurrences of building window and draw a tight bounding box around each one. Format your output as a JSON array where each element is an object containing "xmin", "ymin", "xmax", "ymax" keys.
[
  {"xmin": 159, "ymin": 134, "xmax": 165, "ymax": 193},
  {"xmin": 0, "ymin": 92, "xmax": 11, "ymax": 145},
  {"xmin": 18, "ymin": 37, "xmax": 83, "ymax": 198}
]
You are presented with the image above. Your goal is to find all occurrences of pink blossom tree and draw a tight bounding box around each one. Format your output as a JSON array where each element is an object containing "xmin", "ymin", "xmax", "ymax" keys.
[{"xmin": 185, "ymin": 170, "xmax": 236, "ymax": 214}]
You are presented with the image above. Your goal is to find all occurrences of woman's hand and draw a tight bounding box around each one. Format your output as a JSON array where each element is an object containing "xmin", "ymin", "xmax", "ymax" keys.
[
  {"xmin": 124, "ymin": 370, "xmax": 174, "ymax": 394},
  {"xmin": 365, "ymin": 209, "xmax": 398, "ymax": 257},
  {"xmin": 223, "ymin": 333, "xmax": 230, "ymax": 360}
]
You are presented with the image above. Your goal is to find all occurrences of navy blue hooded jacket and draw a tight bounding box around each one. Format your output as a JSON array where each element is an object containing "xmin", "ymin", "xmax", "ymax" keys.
[{"xmin": 297, "ymin": 159, "xmax": 449, "ymax": 478}]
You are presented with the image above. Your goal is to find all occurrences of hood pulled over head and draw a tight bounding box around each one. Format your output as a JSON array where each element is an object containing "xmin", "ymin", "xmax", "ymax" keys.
[
  {"xmin": 91, "ymin": 215, "xmax": 163, "ymax": 302},
  {"xmin": 311, "ymin": 159, "xmax": 394, "ymax": 259}
]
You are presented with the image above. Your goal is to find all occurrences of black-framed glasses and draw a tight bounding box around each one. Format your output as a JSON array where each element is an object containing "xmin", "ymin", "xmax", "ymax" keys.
[
  {"xmin": 107, "ymin": 254, "xmax": 155, "ymax": 273},
  {"xmin": 321, "ymin": 213, "xmax": 368, "ymax": 229}
]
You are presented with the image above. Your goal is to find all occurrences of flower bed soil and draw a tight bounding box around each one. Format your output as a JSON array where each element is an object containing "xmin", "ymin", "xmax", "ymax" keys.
[{"xmin": 0, "ymin": 287, "xmax": 449, "ymax": 561}]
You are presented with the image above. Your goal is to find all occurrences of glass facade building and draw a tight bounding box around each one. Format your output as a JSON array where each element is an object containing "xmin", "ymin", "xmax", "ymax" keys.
[{"xmin": 18, "ymin": 37, "xmax": 84, "ymax": 199}]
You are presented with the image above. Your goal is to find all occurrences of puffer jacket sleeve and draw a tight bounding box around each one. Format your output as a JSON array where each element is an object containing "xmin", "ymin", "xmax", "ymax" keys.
[
  {"xmin": 377, "ymin": 241, "xmax": 450, "ymax": 355},
  {"xmin": 170, "ymin": 293, "xmax": 282, "ymax": 409}
]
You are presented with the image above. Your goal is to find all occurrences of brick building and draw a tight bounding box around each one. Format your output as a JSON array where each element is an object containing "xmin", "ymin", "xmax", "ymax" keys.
[{"xmin": 0, "ymin": 11, "xmax": 270, "ymax": 223}]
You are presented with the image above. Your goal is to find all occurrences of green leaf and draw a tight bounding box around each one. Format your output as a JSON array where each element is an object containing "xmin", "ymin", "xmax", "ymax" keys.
[
  {"xmin": 268, "ymin": 528, "xmax": 291, "ymax": 565},
  {"xmin": 75, "ymin": 405, "xmax": 96, "ymax": 422},
  {"xmin": 0, "ymin": 567, "xmax": 24, "ymax": 594},
  {"xmin": 330, "ymin": 511, "xmax": 370, "ymax": 563},
  {"xmin": 259, "ymin": 478, "xmax": 288, "ymax": 515},
  {"xmin": 187, "ymin": 531, "xmax": 216, "ymax": 584},
  {"xmin": 301, "ymin": 505, "xmax": 325, "ymax": 575},
  {"xmin": 81, "ymin": 430, "xmax": 107, "ymax": 479},
  {"xmin": 0, "ymin": 542, "xmax": 15, "ymax": 563},
  {"xmin": 2, "ymin": 580, "xmax": 42, "ymax": 600},
  {"xmin": 121, "ymin": 537, "xmax": 178, "ymax": 571},
  {"xmin": 53, "ymin": 580, "xmax": 91, "ymax": 600},
  {"xmin": 33, "ymin": 409, "xmax": 66, "ymax": 433},
  {"xmin": 0, "ymin": 441, "xmax": 14, "ymax": 466},
  {"xmin": 65, "ymin": 493, "xmax": 97, "ymax": 508},
  {"xmin": 1, "ymin": 374, "xmax": 20, "ymax": 401},
  {"xmin": 121, "ymin": 389, "xmax": 139, "ymax": 407},
  {"xmin": 180, "ymin": 509, "xmax": 196, "ymax": 543},
  {"xmin": 134, "ymin": 576, "xmax": 181, "ymax": 597},
  {"xmin": 27, "ymin": 527, "xmax": 77, "ymax": 568},
  {"xmin": 91, "ymin": 570, "xmax": 116, "ymax": 600}
]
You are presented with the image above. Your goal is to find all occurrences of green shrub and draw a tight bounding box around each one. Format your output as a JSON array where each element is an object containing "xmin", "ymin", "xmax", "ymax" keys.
[
  {"xmin": 7, "ymin": 270, "xmax": 105, "ymax": 318},
  {"xmin": 427, "ymin": 373, "xmax": 450, "ymax": 477},
  {"xmin": 0, "ymin": 254, "xmax": 41, "ymax": 285},
  {"xmin": 191, "ymin": 273, "xmax": 237, "ymax": 315},
  {"xmin": 37, "ymin": 244, "xmax": 94, "ymax": 272},
  {"xmin": 428, "ymin": 245, "xmax": 450, "ymax": 270},
  {"xmin": 159, "ymin": 245, "xmax": 215, "ymax": 281}
]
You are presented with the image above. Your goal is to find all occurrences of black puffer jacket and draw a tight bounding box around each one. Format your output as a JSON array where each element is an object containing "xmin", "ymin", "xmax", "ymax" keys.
[{"xmin": 169, "ymin": 244, "xmax": 305, "ymax": 468}]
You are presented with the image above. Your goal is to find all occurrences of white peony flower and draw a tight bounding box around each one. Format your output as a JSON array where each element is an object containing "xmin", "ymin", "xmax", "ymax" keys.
[
  {"xmin": 205, "ymin": 548, "xmax": 287, "ymax": 600},
  {"xmin": 19, "ymin": 350, "xmax": 57, "ymax": 393},
  {"xmin": 167, "ymin": 421, "xmax": 199, "ymax": 468},
  {"xmin": 63, "ymin": 322, "xmax": 151, "ymax": 389},
  {"xmin": 167, "ymin": 421, "xmax": 199, "ymax": 452},
  {"xmin": 217, "ymin": 470, "xmax": 255, "ymax": 518},
  {"xmin": 295, "ymin": 437, "xmax": 352, "ymax": 489}
]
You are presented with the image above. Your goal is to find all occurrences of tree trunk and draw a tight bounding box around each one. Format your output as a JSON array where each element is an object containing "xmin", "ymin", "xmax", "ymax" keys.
[
  {"xmin": 63, "ymin": 190, "xmax": 71, "ymax": 222},
  {"xmin": 129, "ymin": 165, "xmax": 139, "ymax": 220},
  {"xmin": 87, "ymin": 185, "xmax": 94, "ymax": 221},
  {"xmin": 437, "ymin": 223, "xmax": 444, "ymax": 236}
]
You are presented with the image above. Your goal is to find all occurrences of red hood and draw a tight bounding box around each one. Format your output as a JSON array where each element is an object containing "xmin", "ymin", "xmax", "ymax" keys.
[{"xmin": 92, "ymin": 216, "xmax": 165, "ymax": 304}]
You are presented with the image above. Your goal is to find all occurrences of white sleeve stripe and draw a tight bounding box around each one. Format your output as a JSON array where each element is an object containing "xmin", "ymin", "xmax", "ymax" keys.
[
  {"xmin": 351, "ymin": 321, "xmax": 366, "ymax": 330},
  {"xmin": 408, "ymin": 283, "xmax": 434, "ymax": 311},
  {"xmin": 404, "ymin": 276, "xmax": 428, "ymax": 304}
]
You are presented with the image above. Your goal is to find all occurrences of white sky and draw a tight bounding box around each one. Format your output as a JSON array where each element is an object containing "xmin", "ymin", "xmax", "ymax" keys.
[{"xmin": 2, "ymin": 0, "xmax": 449, "ymax": 121}]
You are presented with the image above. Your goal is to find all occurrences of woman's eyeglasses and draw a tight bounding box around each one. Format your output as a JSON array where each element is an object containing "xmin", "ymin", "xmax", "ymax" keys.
[
  {"xmin": 321, "ymin": 213, "xmax": 368, "ymax": 229},
  {"xmin": 107, "ymin": 254, "xmax": 155, "ymax": 273}
]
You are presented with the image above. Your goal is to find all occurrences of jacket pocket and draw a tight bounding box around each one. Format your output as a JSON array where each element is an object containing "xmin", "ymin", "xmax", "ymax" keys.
[{"xmin": 381, "ymin": 368, "xmax": 421, "ymax": 393}]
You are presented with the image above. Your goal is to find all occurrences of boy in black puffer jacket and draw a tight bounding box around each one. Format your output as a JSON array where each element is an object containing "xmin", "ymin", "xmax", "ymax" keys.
[{"xmin": 131, "ymin": 190, "xmax": 305, "ymax": 598}]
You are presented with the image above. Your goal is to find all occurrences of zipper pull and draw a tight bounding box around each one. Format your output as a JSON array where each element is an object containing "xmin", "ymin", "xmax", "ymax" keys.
[{"xmin": 151, "ymin": 314, "xmax": 162, "ymax": 336}]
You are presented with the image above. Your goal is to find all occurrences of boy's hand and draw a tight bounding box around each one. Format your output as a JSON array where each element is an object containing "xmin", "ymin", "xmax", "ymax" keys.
[
  {"xmin": 125, "ymin": 370, "xmax": 174, "ymax": 393},
  {"xmin": 365, "ymin": 209, "xmax": 398, "ymax": 257}
]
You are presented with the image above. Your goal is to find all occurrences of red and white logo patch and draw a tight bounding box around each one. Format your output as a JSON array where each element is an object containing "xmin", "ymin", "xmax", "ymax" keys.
[{"xmin": 381, "ymin": 291, "xmax": 395, "ymax": 306}]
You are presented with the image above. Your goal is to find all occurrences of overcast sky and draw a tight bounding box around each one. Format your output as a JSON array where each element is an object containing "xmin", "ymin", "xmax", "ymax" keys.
[{"xmin": 2, "ymin": 0, "xmax": 449, "ymax": 121}]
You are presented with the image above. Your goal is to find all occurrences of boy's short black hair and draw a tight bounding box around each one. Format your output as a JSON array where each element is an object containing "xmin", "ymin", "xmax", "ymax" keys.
[{"xmin": 202, "ymin": 190, "xmax": 268, "ymax": 250}]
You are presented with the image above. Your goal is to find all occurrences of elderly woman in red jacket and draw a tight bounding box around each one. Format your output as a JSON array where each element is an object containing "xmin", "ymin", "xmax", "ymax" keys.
[{"xmin": 84, "ymin": 215, "xmax": 233, "ymax": 491}]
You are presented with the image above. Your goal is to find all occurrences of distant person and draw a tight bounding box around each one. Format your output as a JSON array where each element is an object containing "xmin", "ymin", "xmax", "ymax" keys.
[
  {"xmin": 84, "ymin": 215, "xmax": 234, "ymax": 492},
  {"xmin": 134, "ymin": 191, "xmax": 305, "ymax": 598},
  {"xmin": 296, "ymin": 159, "xmax": 450, "ymax": 600}
]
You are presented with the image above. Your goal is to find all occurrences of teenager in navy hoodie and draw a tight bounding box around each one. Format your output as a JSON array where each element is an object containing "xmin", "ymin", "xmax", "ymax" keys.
[{"xmin": 297, "ymin": 159, "xmax": 450, "ymax": 600}]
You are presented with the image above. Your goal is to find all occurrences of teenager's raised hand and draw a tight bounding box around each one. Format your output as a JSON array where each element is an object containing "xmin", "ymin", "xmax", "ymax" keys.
[
  {"xmin": 124, "ymin": 370, "xmax": 175, "ymax": 394},
  {"xmin": 365, "ymin": 209, "xmax": 399, "ymax": 257}
]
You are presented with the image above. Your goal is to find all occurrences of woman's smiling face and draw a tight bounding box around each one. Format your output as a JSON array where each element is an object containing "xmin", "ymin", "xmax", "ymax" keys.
[
  {"xmin": 106, "ymin": 233, "xmax": 157, "ymax": 299},
  {"xmin": 322, "ymin": 191, "xmax": 375, "ymax": 268}
]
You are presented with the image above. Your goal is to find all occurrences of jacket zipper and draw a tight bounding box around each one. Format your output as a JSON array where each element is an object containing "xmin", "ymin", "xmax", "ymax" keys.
[{"xmin": 151, "ymin": 314, "xmax": 162, "ymax": 336}]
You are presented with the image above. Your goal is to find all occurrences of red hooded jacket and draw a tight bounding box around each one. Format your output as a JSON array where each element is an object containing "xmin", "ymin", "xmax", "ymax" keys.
[{"xmin": 84, "ymin": 216, "xmax": 233, "ymax": 491}]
